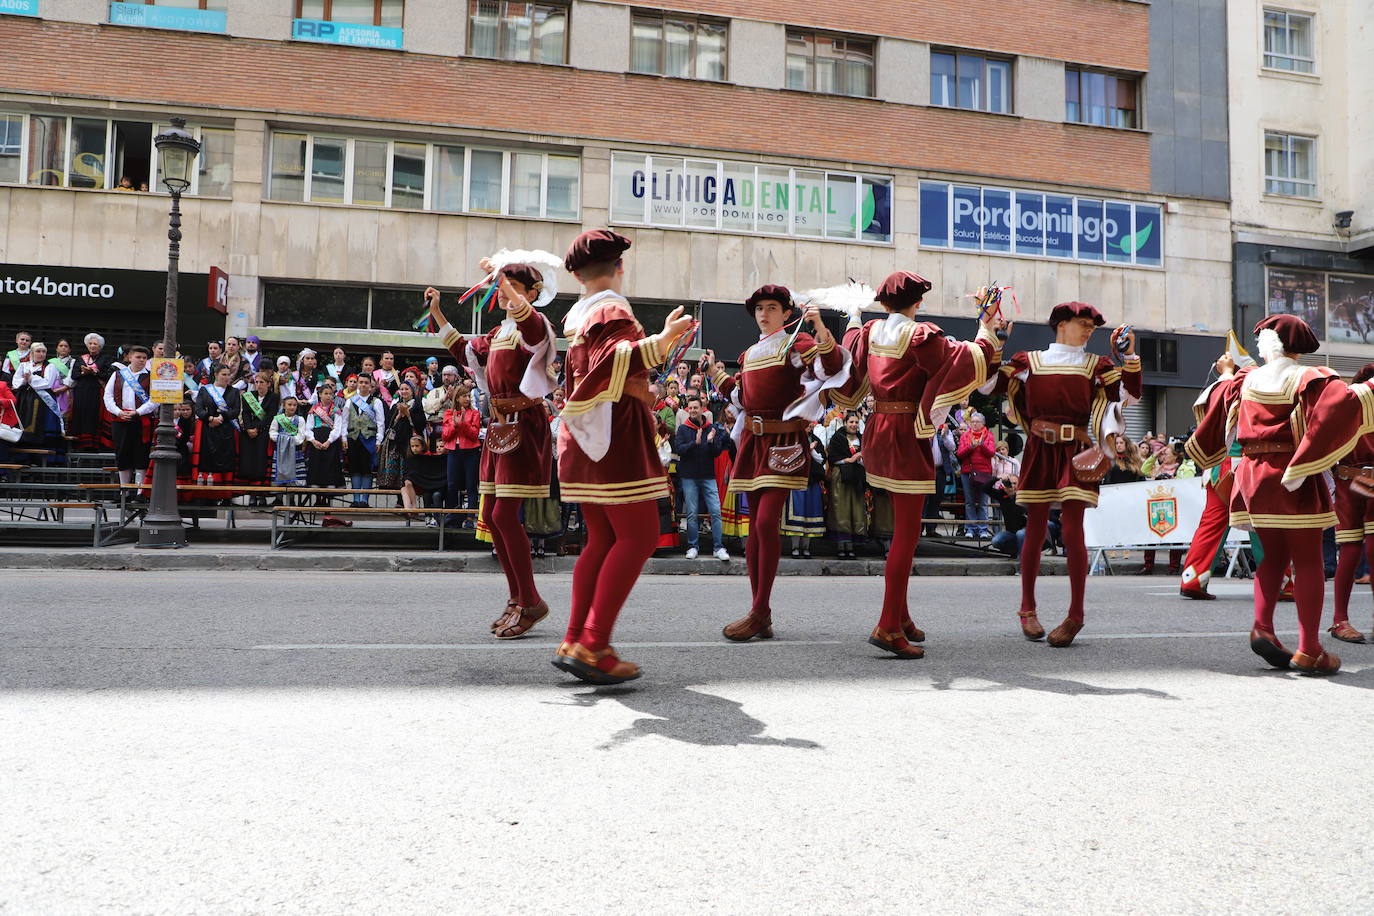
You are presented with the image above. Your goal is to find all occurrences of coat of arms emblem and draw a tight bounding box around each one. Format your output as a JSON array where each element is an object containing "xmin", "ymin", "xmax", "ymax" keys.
[{"xmin": 1147, "ymin": 484, "xmax": 1178, "ymax": 537}]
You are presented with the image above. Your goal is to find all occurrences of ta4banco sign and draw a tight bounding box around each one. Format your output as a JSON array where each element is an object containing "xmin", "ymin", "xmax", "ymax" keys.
[
  {"xmin": 611, "ymin": 152, "xmax": 892, "ymax": 244},
  {"xmin": 919, "ymin": 181, "xmax": 1163, "ymax": 268}
]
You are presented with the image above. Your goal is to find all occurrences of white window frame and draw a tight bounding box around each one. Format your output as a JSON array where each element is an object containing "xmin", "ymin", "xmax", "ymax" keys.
[
  {"xmin": 1261, "ymin": 8, "xmax": 1316, "ymax": 75},
  {"xmin": 930, "ymin": 49, "xmax": 1013, "ymax": 115},
  {"xmin": 1263, "ymin": 131, "xmax": 1318, "ymax": 199}
]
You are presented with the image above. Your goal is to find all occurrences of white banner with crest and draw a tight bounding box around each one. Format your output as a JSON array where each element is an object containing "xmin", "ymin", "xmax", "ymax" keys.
[{"xmin": 1083, "ymin": 477, "xmax": 1247, "ymax": 549}]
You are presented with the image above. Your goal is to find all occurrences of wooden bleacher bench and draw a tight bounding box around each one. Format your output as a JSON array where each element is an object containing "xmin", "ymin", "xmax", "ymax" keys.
[
  {"xmin": 0, "ymin": 498, "xmax": 122, "ymax": 546},
  {"xmin": 268, "ymin": 506, "xmax": 477, "ymax": 550}
]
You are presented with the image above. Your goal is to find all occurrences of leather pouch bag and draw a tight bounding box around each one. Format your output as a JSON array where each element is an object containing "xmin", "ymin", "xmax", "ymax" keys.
[
  {"xmin": 768, "ymin": 443, "xmax": 806, "ymax": 475},
  {"xmin": 1070, "ymin": 447, "xmax": 1111, "ymax": 484},
  {"xmin": 486, "ymin": 420, "xmax": 521, "ymax": 455},
  {"xmin": 1352, "ymin": 473, "xmax": 1374, "ymax": 500}
]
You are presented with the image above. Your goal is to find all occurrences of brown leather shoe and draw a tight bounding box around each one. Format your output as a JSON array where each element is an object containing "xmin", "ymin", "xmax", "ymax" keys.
[
  {"xmin": 1179, "ymin": 585, "xmax": 1216, "ymax": 601},
  {"xmin": 1018, "ymin": 610, "xmax": 1045, "ymax": 641},
  {"xmin": 550, "ymin": 640, "xmax": 576, "ymax": 675},
  {"xmin": 902, "ymin": 619, "xmax": 926, "ymax": 643},
  {"xmin": 1290, "ymin": 649, "xmax": 1341, "ymax": 676},
  {"xmin": 1046, "ymin": 617, "xmax": 1084, "ymax": 648},
  {"xmin": 722, "ymin": 614, "xmax": 774, "ymax": 641},
  {"xmin": 867, "ymin": 626, "xmax": 924, "ymax": 659},
  {"xmin": 563, "ymin": 643, "xmax": 642, "ymax": 684},
  {"xmin": 494, "ymin": 599, "xmax": 550, "ymax": 640},
  {"xmin": 1249, "ymin": 627, "xmax": 1292, "ymax": 669},
  {"xmin": 491, "ymin": 599, "xmax": 517, "ymax": 631},
  {"xmin": 1329, "ymin": 621, "xmax": 1366, "ymax": 643}
]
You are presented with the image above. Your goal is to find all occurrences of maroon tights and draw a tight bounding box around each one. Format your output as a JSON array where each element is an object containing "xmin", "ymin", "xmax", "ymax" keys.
[
  {"xmin": 1254, "ymin": 527, "xmax": 1326, "ymax": 656},
  {"xmin": 1019, "ymin": 502, "xmax": 1088, "ymax": 622},
  {"xmin": 564, "ymin": 500, "xmax": 659, "ymax": 651},
  {"xmin": 1333, "ymin": 537, "xmax": 1374, "ymax": 626},
  {"xmin": 481, "ymin": 496, "xmax": 541, "ymax": 608},
  {"xmin": 745, "ymin": 489, "xmax": 788, "ymax": 618}
]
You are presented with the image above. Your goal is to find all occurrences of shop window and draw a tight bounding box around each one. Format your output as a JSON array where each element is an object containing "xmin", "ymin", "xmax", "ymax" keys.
[
  {"xmin": 786, "ymin": 29, "xmax": 875, "ymax": 98},
  {"xmin": 0, "ymin": 115, "xmax": 23, "ymax": 184},
  {"xmin": 630, "ymin": 11, "xmax": 727, "ymax": 81},
  {"xmin": 469, "ymin": 0, "xmax": 567, "ymax": 65},
  {"xmin": 264, "ymin": 283, "xmax": 370, "ymax": 330},
  {"xmin": 296, "ymin": 0, "xmax": 403, "ymax": 27},
  {"xmin": 26, "ymin": 115, "xmax": 65, "ymax": 187},
  {"xmin": 930, "ymin": 50, "xmax": 1011, "ymax": 114},
  {"xmin": 1065, "ymin": 67, "xmax": 1139, "ymax": 129},
  {"xmin": 1263, "ymin": 9, "xmax": 1314, "ymax": 73},
  {"xmin": 1264, "ymin": 131, "xmax": 1317, "ymax": 198}
]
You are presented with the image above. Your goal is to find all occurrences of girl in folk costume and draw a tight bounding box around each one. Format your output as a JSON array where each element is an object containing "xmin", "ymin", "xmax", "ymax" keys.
[
  {"xmin": 372, "ymin": 351, "xmax": 401, "ymax": 406},
  {"xmin": 322, "ymin": 347, "xmax": 350, "ymax": 387},
  {"xmin": 101, "ymin": 344, "xmax": 157, "ymax": 487},
  {"xmin": 272, "ymin": 356, "xmax": 294, "ymax": 396},
  {"xmin": 704, "ymin": 284, "xmax": 850, "ymax": 641},
  {"xmin": 220, "ymin": 337, "xmax": 251, "ymax": 390},
  {"xmin": 194, "ymin": 340, "xmax": 223, "ymax": 386},
  {"xmin": 269, "ymin": 396, "xmax": 307, "ymax": 489},
  {"xmin": 554, "ymin": 228, "xmax": 694, "ymax": 683},
  {"xmin": 292, "ymin": 349, "xmax": 319, "ymax": 404},
  {"xmin": 12, "ymin": 342, "xmax": 70, "ymax": 453},
  {"xmin": 983, "ymin": 302, "xmax": 1140, "ymax": 647},
  {"xmin": 378, "ymin": 381, "xmax": 425, "ymax": 489},
  {"xmin": 426, "ymin": 248, "xmax": 562, "ymax": 640},
  {"xmin": 1327, "ymin": 361, "xmax": 1374, "ymax": 643},
  {"xmin": 1186, "ymin": 316, "xmax": 1374, "ymax": 675},
  {"xmin": 173, "ymin": 398, "xmax": 196, "ymax": 480},
  {"xmin": 193, "ymin": 363, "xmax": 243, "ymax": 485},
  {"xmin": 305, "ymin": 378, "xmax": 345, "ymax": 502},
  {"xmin": 831, "ymin": 272, "xmax": 1006, "ymax": 658},
  {"xmin": 70, "ymin": 333, "xmax": 114, "ymax": 450},
  {"xmin": 342, "ymin": 373, "xmax": 385, "ymax": 506},
  {"xmin": 51, "ymin": 339, "xmax": 74, "ymax": 416},
  {"xmin": 825, "ymin": 411, "xmax": 868, "ymax": 558},
  {"xmin": 237, "ymin": 371, "xmax": 279, "ymax": 494}
]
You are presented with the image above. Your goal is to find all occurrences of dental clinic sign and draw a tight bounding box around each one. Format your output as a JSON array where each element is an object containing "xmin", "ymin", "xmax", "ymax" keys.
[
  {"xmin": 611, "ymin": 152, "xmax": 892, "ymax": 244},
  {"xmin": 919, "ymin": 181, "xmax": 1163, "ymax": 268},
  {"xmin": 292, "ymin": 18, "xmax": 403, "ymax": 50}
]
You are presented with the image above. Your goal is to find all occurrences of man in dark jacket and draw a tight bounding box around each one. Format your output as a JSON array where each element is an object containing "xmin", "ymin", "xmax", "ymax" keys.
[{"xmin": 673, "ymin": 395, "xmax": 730, "ymax": 560}]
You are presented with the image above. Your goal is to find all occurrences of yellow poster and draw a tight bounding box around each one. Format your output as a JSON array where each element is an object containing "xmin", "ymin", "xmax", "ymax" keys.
[{"xmin": 149, "ymin": 358, "xmax": 185, "ymax": 404}]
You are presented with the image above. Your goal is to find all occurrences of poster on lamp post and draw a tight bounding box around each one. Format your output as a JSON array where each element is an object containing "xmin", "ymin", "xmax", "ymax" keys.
[{"xmin": 149, "ymin": 358, "xmax": 185, "ymax": 404}]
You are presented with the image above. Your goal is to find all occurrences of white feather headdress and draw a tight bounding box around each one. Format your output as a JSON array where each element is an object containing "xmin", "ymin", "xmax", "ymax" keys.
[
  {"xmin": 795, "ymin": 281, "xmax": 879, "ymax": 320},
  {"xmin": 487, "ymin": 248, "xmax": 562, "ymax": 309}
]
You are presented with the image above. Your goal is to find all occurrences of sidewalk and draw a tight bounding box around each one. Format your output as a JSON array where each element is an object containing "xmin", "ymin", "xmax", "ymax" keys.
[{"xmin": 0, "ymin": 544, "xmax": 1062, "ymax": 576}]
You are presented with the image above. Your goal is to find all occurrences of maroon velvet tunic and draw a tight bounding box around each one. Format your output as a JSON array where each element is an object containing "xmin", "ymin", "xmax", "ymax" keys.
[
  {"xmin": 1188, "ymin": 361, "xmax": 1374, "ymax": 530},
  {"xmin": 831, "ymin": 315, "xmax": 999, "ymax": 494},
  {"xmin": 990, "ymin": 346, "xmax": 1142, "ymax": 507},
  {"xmin": 557, "ymin": 291, "xmax": 670, "ymax": 505},
  {"xmin": 714, "ymin": 330, "xmax": 847, "ymax": 493},
  {"xmin": 441, "ymin": 300, "xmax": 555, "ymax": 499},
  {"xmin": 1334, "ymin": 434, "xmax": 1374, "ymax": 544}
]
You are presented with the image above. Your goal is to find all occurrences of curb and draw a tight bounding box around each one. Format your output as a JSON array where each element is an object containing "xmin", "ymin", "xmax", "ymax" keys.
[{"xmin": 0, "ymin": 549, "xmax": 1066, "ymax": 576}]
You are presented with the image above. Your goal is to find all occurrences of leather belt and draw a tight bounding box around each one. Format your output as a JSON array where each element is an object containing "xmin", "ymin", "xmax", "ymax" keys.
[
  {"xmin": 489, "ymin": 395, "xmax": 541, "ymax": 414},
  {"xmin": 748, "ymin": 416, "xmax": 808, "ymax": 435},
  {"xmin": 1335, "ymin": 464, "xmax": 1374, "ymax": 480},
  {"xmin": 1029, "ymin": 418, "xmax": 1091, "ymax": 446},
  {"xmin": 872, "ymin": 400, "xmax": 916, "ymax": 414},
  {"xmin": 1241, "ymin": 441, "xmax": 1296, "ymax": 456}
]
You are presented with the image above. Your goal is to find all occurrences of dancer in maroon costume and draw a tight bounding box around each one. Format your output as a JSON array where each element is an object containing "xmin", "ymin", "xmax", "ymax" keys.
[
  {"xmin": 426, "ymin": 252, "xmax": 560, "ymax": 639},
  {"xmin": 553, "ymin": 229, "xmax": 694, "ymax": 684},
  {"xmin": 983, "ymin": 302, "xmax": 1140, "ymax": 647},
  {"xmin": 707, "ymin": 285, "xmax": 850, "ymax": 641},
  {"xmin": 831, "ymin": 272, "xmax": 1005, "ymax": 657},
  {"xmin": 1330, "ymin": 363, "xmax": 1374, "ymax": 643},
  {"xmin": 1187, "ymin": 315, "xmax": 1374, "ymax": 675}
]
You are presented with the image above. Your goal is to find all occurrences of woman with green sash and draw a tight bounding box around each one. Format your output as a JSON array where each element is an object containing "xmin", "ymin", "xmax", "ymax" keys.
[{"xmin": 237, "ymin": 371, "xmax": 278, "ymax": 499}]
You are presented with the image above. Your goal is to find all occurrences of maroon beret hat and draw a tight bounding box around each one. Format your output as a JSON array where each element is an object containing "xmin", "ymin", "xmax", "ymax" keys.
[
  {"xmin": 1253, "ymin": 313, "xmax": 1320, "ymax": 355},
  {"xmin": 744, "ymin": 284, "xmax": 794, "ymax": 315},
  {"xmin": 499, "ymin": 263, "xmax": 542, "ymax": 292},
  {"xmin": 1048, "ymin": 301, "xmax": 1106, "ymax": 328},
  {"xmin": 1353, "ymin": 362, "xmax": 1374, "ymax": 385},
  {"xmin": 564, "ymin": 229, "xmax": 632, "ymax": 272},
  {"xmin": 874, "ymin": 271, "xmax": 932, "ymax": 310}
]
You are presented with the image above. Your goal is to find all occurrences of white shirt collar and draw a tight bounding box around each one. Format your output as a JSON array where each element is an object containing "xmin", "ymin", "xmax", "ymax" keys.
[
  {"xmin": 563, "ymin": 289, "xmax": 620, "ymax": 335},
  {"xmin": 1046, "ymin": 342, "xmax": 1086, "ymax": 357}
]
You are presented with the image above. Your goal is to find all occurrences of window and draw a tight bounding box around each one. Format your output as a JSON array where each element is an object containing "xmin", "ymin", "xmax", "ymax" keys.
[
  {"xmin": 1264, "ymin": 131, "xmax": 1317, "ymax": 197},
  {"xmin": 786, "ymin": 30, "xmax": 875, "ymax": 97},
  {"xmin": 931, "ymin": 51, "xmax": 1011, "ymax": 113},
  {"xmin": 1065, "ymin": 67, "xmax": 1139, "ymax": 128},
  {"xmin": 469, "ymin": 0, "xmax": 567, "ymax": 64},
  {"xmin": 267, "ymin": 132, "xmax": 580, "ymax": 218},
  {"xmin": 1263, "ymin": 9, "xmax": 1314, "ymax": 73},
  {"xmin": 630, "ymin": 12, "xmax": 726, "ymax": 81},
  {"xmin": 264, "ymin": 282, "xmax": 445, "ymax": 332},
  {"xmin": 1, "ymin": 113, "xmax": 229, "ymax": 194},
  {"xmin": 296, "ymin": 0, "xmax": 403, "ymax": 27}
]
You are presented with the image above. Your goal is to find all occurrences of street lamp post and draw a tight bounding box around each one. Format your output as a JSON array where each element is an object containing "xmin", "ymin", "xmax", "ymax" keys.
[{"xmin": 138, "ymin": 118, "xmax": 201, "ymax": 549}]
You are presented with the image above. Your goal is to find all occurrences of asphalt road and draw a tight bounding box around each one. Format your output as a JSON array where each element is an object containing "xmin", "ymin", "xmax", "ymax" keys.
[{"xmin": 3, "ymin": 569, "xmax": 1373, "ymax": 914}]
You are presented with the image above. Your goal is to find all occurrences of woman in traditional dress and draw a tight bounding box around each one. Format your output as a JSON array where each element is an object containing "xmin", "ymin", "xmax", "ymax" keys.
[
  {"xmin": 304, "ymin": 377, "xmax": 345, "ymax": 504},
  {"xmin": 825, "ymin": 412, "xmax": 867, "ymax": 558},
  {"xmin": 322, "ymin": 347, "xmax": 350, "ymax": 387},
  {"xmin": 193, "ymin": 362, "xmax": 242, "ymax": 486},
  {"xmin": 426, "ymin": 249, "xmax": 562, "ymax": 640},
  {"xmin": 1187, "ymin": 315, "xmax": 1374, "ymax": 675},
  {"xmin": 704, "ymin": 284, "xmax": 849, "ymax": 641},
  {"xmin": 236, "ymin": 370, "xmax": 278, "ymax": 496},
  {"xmin": 831, "ymin": 272, "xmax": 1005, "ymax": 658},
  {"xmin": 69, "ymin": 333, "xmax": 114, "ymax": 450},
  {"xmin": 12, "ymin": 342, "xmax": 70, "ymax": 455},
  {"xmin": 784, "ymin": 424, "xmax": 827, "ymax": 558}
]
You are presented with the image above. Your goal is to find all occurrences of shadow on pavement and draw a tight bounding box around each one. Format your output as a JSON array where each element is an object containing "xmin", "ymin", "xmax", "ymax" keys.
[
  {"xmin": 927, "ymin": 671, "xmax": 1176, "ymax": 699},
  {"xmin": 547, "ymin": 684, "xmax": 824, "ymax": 751}
]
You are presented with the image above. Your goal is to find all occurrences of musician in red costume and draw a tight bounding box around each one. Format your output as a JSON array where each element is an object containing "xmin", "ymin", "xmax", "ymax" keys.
[
  {"xmin": 553, "ymin": 229, "xmax": 694, "ymax": 684},
  {"xmin": 984, "ymin": 302, "xmax": 1140, "ymax": 647},
  {"xmin": 426, "ymin": 251, "xmax": 562, "ymax": 640},
  {"xmin": 1187, "ymin": 315, "xmax": 1374, "ymax": 675},
  {"xmin": 1328, "ymin": 362, "xmax": 1374, "ymax": 643},
  {"xmin": 704, "ymin": 284, "xmax": 850, "ymax": 642},
  {"xmin": 830, "ymin": 272, "xmax": 1006, "ymax": 658}
]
